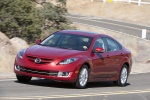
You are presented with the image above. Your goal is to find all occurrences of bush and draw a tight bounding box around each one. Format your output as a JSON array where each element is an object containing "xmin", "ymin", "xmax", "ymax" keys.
[
  {"xmin": 0, "ymin": 0, "xmax": 75, "ymax": 43},
  {"xmin": 0, "ymin": 0, "xmax": 42, "ymax": 43},
  {"xmin": 39, "ymin": 0, "xmax": 75, "ymax": 38}
]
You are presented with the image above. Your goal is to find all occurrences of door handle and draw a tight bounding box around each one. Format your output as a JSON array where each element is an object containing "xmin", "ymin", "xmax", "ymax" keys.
[{"xmin": 121, "ymin": 53, "xmax": 124, "ymax": 56}]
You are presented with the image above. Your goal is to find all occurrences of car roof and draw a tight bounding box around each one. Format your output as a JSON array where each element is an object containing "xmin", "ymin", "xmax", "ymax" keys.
[{"xmin": 59, "ymin": 30, "xmax": 107, "ymax": 37}]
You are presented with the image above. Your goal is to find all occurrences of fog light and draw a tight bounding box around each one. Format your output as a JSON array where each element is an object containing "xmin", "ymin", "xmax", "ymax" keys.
[
  {"xmin": 57, "ymin": 72, "xmax": 70, "ymax": 77},
  {"xmin": 15, "ymin": 65, "xmax": 20, "ymax": 71}
]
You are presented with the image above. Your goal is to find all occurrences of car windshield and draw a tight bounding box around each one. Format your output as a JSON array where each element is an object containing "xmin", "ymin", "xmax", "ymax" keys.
[{"xmin": 40, "ymin": 32, "xmax": 93, "ymax": 51}]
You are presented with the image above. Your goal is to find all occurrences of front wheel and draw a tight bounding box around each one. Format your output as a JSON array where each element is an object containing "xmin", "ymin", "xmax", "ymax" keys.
[
  {"xmin": 114, "ymin": 65, "xmax": 128, "ymax": 86},
  {"xmin": 74, "ymin": 65, "xmax": 89, "ymax": 89},
  {"xmin": 16, "ymin": 75, "xmax": 32, "ymax": 83}
]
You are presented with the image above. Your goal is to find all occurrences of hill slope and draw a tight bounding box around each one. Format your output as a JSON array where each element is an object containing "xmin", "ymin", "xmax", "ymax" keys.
[
  {"xmin": 67, "ymin": 0, "xmax": 150, "ymax": 26},
  {"xmin": 0, "ymin": 32, "xmax": 29, "ymax": 72}
]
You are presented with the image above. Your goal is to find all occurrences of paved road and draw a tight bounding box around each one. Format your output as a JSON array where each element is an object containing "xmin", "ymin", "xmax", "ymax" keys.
[
  {"xmin": 0, "ymin": 73, "xmax": 150, "ymax": 100},
  {"xmin": 67, "ymin": 14, "xmax": 150, "ymax": 40}
]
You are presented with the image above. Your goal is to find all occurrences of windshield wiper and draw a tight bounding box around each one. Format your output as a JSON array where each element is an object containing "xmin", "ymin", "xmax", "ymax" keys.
[
  {"xmin": 39, "ymin": 44, "xmax": 57, "ymax": 47},
  {"xmin": 38, "ymin": 44, "xmax": 71, "ymax": 49},
  {"xmin": 38, "ymin": 44, "xmax": 49, "ymax": 46},
  {"xmin": 57, "ymin": 46, "xmax": 71, "ymax": 50}
]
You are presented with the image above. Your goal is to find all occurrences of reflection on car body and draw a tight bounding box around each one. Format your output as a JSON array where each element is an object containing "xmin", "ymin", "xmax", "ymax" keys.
[{"xmin": 14, "ymin": 30, "xmax": 132, "ymax": 89}]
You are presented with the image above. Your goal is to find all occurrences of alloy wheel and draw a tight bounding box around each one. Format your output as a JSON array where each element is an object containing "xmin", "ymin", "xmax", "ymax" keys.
[
  {"xmin": 120, "ymin": 67, "xmax": 128, "ymax": 84},
  {"xmin": 79, "ymin": 68, "xmax": 88, "ymax": 87}
]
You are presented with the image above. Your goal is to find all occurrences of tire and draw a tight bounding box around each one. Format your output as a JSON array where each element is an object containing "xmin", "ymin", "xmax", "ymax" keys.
[
  {"xmin": 113, "ymin": 64, "xmax": 128, "ymax": 86},
  {"xmin": 16, "ymin": 75, "xmax": 32, "ymax": 83},
  {"xmin": 74, "ymin": 65, "xmax": 89, "ymax": 89}
]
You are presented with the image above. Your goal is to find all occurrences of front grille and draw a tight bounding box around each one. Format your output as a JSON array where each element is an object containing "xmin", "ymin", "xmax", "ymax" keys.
[
  {"xmin": 19, "ymin": 66, "xmax": 58, "ymax": 76},
  {"xmin": 27, "ymin": 55, "xmax": 54, "ymax": 64}
]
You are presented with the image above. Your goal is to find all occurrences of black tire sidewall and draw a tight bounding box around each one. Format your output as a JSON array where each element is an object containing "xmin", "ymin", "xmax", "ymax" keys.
[{"xmin": 16, "ymin": 75, "xmax": 32, "ymax": 83}]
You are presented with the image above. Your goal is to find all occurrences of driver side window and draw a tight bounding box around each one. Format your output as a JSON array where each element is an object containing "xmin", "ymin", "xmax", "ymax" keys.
[{"xmin": 93, "ymin": 38, "xmax": 105, "ymax": 51}]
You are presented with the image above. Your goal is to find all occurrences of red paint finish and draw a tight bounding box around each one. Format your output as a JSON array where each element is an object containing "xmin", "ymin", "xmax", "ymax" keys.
[{"xmin": 14, "ymin": 30, "xmax": 132, "ymax": 83}]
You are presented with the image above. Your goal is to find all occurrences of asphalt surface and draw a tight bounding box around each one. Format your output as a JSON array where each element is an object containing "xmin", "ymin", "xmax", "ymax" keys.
[
  {"xmin": 0, "ymin": 73, "xmax": 150, "ymax": 100},
  {"xmin": 67, "ymin": 14, "xmax": 150, "ymax": 40}
]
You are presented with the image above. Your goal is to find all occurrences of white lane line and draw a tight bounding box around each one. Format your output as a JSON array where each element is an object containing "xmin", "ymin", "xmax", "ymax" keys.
[
  {"xmin": 73, "ymin": 22, "xmax": 150, "ymax": 42},
  {"xmin": 0, "ymin": 79, "xmax": 16, "ymax": 82},
  {"xmin": 0, "ymin": 77, "xmax": 39, "ymax": 82},
  {"xmin": 0, "ymin": 89, "xmax": 150, "ymax": 99},
  {"xmin": 68, "ymin": 14, "xmax": 150, "ymax": 28},
  {"xmin": 81, "ymin": 17, "xmax": 102, "ymax": 20},
  {"xmin": 66, "ymin": 15, "xmax": 150, "ymax": 32}
]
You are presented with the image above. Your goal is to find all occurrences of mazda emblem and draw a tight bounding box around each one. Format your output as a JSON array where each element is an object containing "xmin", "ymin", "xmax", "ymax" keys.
[{"xmin": 34, "ymin": 58, "xmax": 41, "ymax": 63}]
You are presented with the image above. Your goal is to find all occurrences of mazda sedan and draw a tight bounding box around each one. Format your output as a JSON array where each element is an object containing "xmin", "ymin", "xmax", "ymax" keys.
[{"xmin": 14, "ymin": 30, "xmax": 132, "ymax": 88}]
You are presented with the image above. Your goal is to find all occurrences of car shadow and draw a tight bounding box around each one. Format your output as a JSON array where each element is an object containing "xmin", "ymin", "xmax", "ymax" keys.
[
  {"xmin": 14, "ymin": 79, "xmax": 74, "ymax": 89},
  {"xmin": 87, "ymin": 81, "xmax": 130, "ymax": 88},
  {"xmin": 14, "ymin": 79, "xmax": 130, "ymax": 89}
]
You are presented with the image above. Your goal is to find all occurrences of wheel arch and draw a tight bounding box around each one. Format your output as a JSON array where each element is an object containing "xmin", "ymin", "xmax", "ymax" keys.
[
  {"xmin": 122, "ymin": 62, "xmax": 130, "ymax": 74},
  {"xmin": 82, "ymin": 62, "xmax": 91, "ymax": 71}
]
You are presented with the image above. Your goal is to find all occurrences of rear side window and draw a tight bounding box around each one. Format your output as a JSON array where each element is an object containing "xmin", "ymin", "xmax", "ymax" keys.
[{"xmin": 105, "ymin": 38, "xmax": 121, "ymax": 52}]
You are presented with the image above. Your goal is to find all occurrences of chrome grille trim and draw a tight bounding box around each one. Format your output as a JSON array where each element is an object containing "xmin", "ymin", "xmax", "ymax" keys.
[
  {"xmin": 26, "ymin": 55, "xmax": 54, "ymax": 64},
  {"xmin": 19, "ymin": 66, "xmax": 58, "ymax": 76}
]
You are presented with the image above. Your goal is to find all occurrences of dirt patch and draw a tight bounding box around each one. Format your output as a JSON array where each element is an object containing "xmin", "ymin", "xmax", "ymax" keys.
[
  {"xmin": 0, "ymin": 32, "xmax": 29, "ymax": 72},
  {"xmin": 0, "ymin": 32, "xmax": 17, "ymax": 72},
  {"xmin": 10, "ymin": 37, "xmax": 29, "ymax": 52},
  {"xmin": 67, "ymin": 0, "xmax": 150, "ymax": 26}
]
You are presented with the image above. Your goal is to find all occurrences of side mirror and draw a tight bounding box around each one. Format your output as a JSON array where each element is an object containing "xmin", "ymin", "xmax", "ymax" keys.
[
  {"xmin": 35, "ymin": 39, "xmax": 41, "ymax": 44},
  {"xmin": 94, "ymin": 47, "xmax": 104, "ymax": 53}
]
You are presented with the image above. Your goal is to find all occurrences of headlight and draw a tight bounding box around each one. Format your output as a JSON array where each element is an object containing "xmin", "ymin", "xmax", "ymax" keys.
[
  {"xmin": 18, "ymin": 49, "xmax": 26, "ymax": 59},
  {"xmin": 59, "ymin": 58, "xmax": 78, "ymax": 65}
]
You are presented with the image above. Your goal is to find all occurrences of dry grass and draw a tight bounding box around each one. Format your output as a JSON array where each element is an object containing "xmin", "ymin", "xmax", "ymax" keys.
[{"xmin": 67, "ymin": 0, "xmax": 150, "ymax": 26}]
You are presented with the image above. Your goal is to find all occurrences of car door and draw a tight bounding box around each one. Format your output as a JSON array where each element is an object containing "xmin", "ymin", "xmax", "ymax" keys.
[
  {"xmin": 90, "ymin": 37, "xmax": 111, "ymax": 78},
  {"xmin": 104, "ymin": 37, "xmax": 123, "ymax": 77}
]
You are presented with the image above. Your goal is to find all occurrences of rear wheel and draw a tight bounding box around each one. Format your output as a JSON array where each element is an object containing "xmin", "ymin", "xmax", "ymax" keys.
[
  {"xmin": 16, "ymin": 75, "xmax": 32, "ymax": 83},
  {"xmin": 114, "ymin": 64, "xmax": 128, "ymax": 86},
  {"xmin": 74, "ymin": 65, "xmax": 89, "ymax": 89}
]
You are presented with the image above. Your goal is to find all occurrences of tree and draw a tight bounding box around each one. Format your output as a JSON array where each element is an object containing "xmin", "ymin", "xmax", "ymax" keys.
[
  {"xmin": 0, "ymin": 0, "xmax": 42, "ymax": 43},
  {"xmin": 0, "ymin": 0, "xmax": 75, "ymax": 43},
  {"xmin": 38, "ymin": 0, "xmax": 75, "ymax": 38}
]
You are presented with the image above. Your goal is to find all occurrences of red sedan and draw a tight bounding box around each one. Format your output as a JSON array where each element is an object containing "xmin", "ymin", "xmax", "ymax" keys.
[{"xmin": 14, "ymin": 30, "xmax": 132, "ymax": 88}]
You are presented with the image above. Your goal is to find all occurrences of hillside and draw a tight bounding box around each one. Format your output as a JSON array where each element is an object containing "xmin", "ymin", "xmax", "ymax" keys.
[{"xmin": 67, "ymin": 0, "xmax": 150, "ymax": 26}]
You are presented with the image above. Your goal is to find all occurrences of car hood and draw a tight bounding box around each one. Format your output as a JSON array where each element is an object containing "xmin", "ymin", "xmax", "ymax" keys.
[{"xmin": 25, "ymin": 45, "xmax": 85, "ymax": 59}]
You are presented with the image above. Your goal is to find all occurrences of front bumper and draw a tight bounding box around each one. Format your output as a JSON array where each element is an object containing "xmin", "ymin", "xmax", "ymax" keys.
[
  {"xmin": 14, "ymin": 56, "xmax": 80, "ymax": 82},
  {"xmin": 14, "ymin": 65, "xmax": 78, "ymax": 82}
]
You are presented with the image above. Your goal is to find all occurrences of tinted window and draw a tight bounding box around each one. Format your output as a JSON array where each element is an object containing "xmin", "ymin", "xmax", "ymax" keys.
[
  {"xmin": 40, "ymin": 32, "xmax": 93, "ymax": 51},
  {"xmin": 41, "ymin": 34, "xmax": 61, "ymax": 46},
  {"xmin": 93, "ymin": 38, "xmax": 105, "ymax": 50},
  {"xmin": 106, "ymin": 38, "xmax": 120, "ymax": 51}
]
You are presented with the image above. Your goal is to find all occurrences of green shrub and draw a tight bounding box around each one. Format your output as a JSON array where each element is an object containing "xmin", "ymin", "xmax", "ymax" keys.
[
  {"xmin": 0, "ymin": 0, "xmax": 75, "ymax": 43},
  {"xmin": 0, "ymin": 0, "xmax": 42, "ymax": 43}
]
